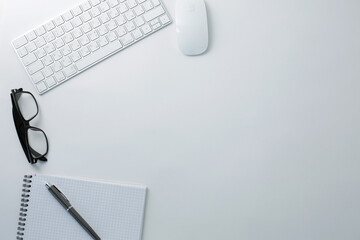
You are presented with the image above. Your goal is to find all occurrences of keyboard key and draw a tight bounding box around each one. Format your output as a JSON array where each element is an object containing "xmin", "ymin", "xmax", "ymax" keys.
[
  {"xmin": 43, "ymin": 55, "xmax": 54, "ymax": 66},
  {"xmin": 106, "ymin": 32, "xmax": 118, "ymax": 42},
  {"xmin": 70, "ymin": 52, "xmax": 81, "ymax": 62},
  {"xmin": 25, "ymin": 31, "xmax": 37, "ymax": 41},
  {"xmin": 118, "ymin": 3, "xmax": 128, "ymax": 13},
  {"xmin": 151, "ymin": 0, "xmax": 160, "ymax": 6},
  {"xmin": 64, "ymin": 34, "xmax": 74, "ymax": 43},
  {"xmin": 26, "ymin": 42, "xmax": 37, "ymax": 53},
  {"xmin": 70, "ymin": 52, "xmax": 82, "ymax": 62},
  {"xmin": 61, "ymin": 45, "xmax": 71, "ymax": 56},
  {"xmin": 60, "ymin": 56, "xmax": 72, "ymax": 67},
  {"xmin": 73, "ymin": 28, "xmax": 83, "ymax": 38},
  {"xmin": 82, "ymin": 23, "xmax": 92, "ymax": 33},
  {"xmin": 52, "ymin": 50, "xmax": 63, "ymax": 61},
  {"xmin": 70, "ymin": 41, "xmax": 81, "ymax": 51},
  {"xmin": 88, "ymin": 41, "xmax": 100, "ymax": 52},
  {"xmin": 63, "ymin": 22, "xmax": 74, "ymax": 32},
  {"xmin": 100, "ymin": 13, "xmax": 111, "ymax": 23},
  {"xmin": 76, "ymin": 40, "xmax": 122, "ymax": 70},
  {"xmin": 159, "ymin": 14, "xmax": 170, "ymax": 24},
  {"xmin": 72, "ymin": 17, "xmax": 83, "ymax": 28},
  {"xmin": 90, "ymin": 0, "xmax": 101, "ymax": 6},
  {"xmin": 125, "ymin": 10, "xmax": 136, "ymax": 21},
  {"xmin": 142, "ymin": 1, "xmax": 153, "ymax": 11},
  {"xmin": 27, "ymin": 61, "xmax": 44, "ymax": 75},
  {"xmin": 106, "ymin": 20, "xmax": 117, "ymax": 31},
  {"xmin": 134, "ymin": 16, "xmax": 145, "ymax": 26},
  {"xmin": 52, "ymin": 61, "xmax": 63, "ymax": 72},
  {"xmin": 35, "ymin": 48, "xmax": 47, "ymax": 58},
  {"xmin": 115, "ymin": 15, "xmax": 126, "ymax": 25},
  {"xmin": 150, "ymin": 18, "xmax": 159, "ymax": 25},
  {"xmin": 44, "ymin": 32, "xmax": 55, "ymax": 42},
  {"xmin": 125, "ymin": 21, "xmax": 136, "ymax": 31},
  {"xmin": 22, "ymin": 53, "xmax": 37, "ymax": 66},
  {"xmin": 62, "ymin": 11, "xmax": 74, "ymax": 21},
  {"xmin": 43, "ymin": 67, "xmax": 54, "ymax": 77},
  {"xmin": 134, "ymin": 5, "xmax": 144, "ymax": 16},
  {"xmin": 45, "ymin": 76, "xmax": 57, "ymax": 87},
  {"xmin": 143, "ymin": 6, "xmax": 164, "ymax": 21},
  {"xmin": 90, "ymin": 18, "xmax": 101, "ymax": 28},
  {"xmin": 54, "ymin": 38, "xmax": 65, "ymax": 48},
  {"xmin": 44, "ymin": 43, "xmax": 56, "ymax": 54},
  {"xmin": 35, "ymin": 26, "xmax": 46, "ymax": 36},
  {"xmin": 54, "ymin": 16, "xmax": 65, "ymax": 26},
  {"xmin": 98, "ymin": 36, "xmax": 109, "ymax": 47},
  {"xmin": 63, "ymin": 65, "xmax": 77, "ymax": 77},
  {"xmin": 116, "ymin": 26, "xmax": 127, "ymax": 37},
  {"xmin": 108, "ymin": 0, "xmax": 119, "ymax": 8},
  {"xmin": 132, "ymin": 29, "xmax": 142, "ymax": 39},
  {"xmin": 72, "ymin": 6, "xmax": 83, "ymax": 16},
  {"xmin": 54, "ymin": 27, "xmax": 65, "ymax": 37},
  {"xmin": 36, "ymin": 81, "xmax": 47, "ymax": 93},
  {"xmin": 89, "ymin": 31, "xmax": 99, "ymax": 41},
  {"xmin": 31, "ymin": 71, "xmax": 44, "ymax": 83},
  {"xmin": 43, "ymin": 55, "xmax": 54, "ymax": 65},
  {"xmin": 152, "ymin": 22, "xmax": 161, "ymax": 30},
  {"xmin": 90, "ymin": 7, "xmax": 101, "ymax": 17},
  {"xmin": 141, "ymin": 24, "xmax": 152, "ymax": 34},
  {"xmin": 120, "ymin": 33, "xmax": 134, "ymax": 45},
  {"xmin": 17, "ymin": 47, "xmax": 28, "ymax": 57},
  {"xmin": 81, "ymin": 1, "xmax": 92, "ymax": 11},
  {"xmin": 79, "ymin": 35, "xmax": 90, "ymax": 45},
  {"xmin": 127, "ymin": 0, "xmax": 138, "ymax": 8},
  {"xmin": 81, "ymin": 12, "xmax": 92, "ymax": 22},
  {"xmin": 79, "ymin": 47, "xmax": 91, "ymax": 57},
  {"xmin": 44, "ymin": 21, "xmax": 56, "ymax": 31},
  {"xmin": 108, "ymin": 8, "xmax": 119, "ymax": 18},
  {"xmin": 54, "ymin": 71, "xmax": 65, "ymax": 82},
  {"xmin": 99, "ymin": 2, "xmax": 110, "ymax": 12},
  {"xmin": 98, "ymin": 25, "xmax": 109, "ymax": 35},
  {"xmin": 13, "ymin": 36, "xmax": 28, "ymax": 49}
]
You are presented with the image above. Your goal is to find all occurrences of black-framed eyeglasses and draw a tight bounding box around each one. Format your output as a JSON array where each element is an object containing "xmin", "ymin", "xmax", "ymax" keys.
[{"xmin": 11, "ymin": 88, "xmax": 49, "ymax": 164}]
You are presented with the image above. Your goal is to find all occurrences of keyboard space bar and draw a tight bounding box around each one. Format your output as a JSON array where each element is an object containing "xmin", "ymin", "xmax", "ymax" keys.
[{"xmin": 76, "ymin": 41, "xmax": 123, "ymax": 71}]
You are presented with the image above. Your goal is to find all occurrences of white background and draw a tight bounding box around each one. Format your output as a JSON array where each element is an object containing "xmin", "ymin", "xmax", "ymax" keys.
[{"xmin": 1, "ymin": 0, "xmax": 360, "ymax": 239}]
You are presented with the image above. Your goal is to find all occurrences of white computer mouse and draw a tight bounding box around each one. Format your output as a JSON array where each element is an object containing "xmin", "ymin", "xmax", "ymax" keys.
[{"xmin": 176, "ymin": 0, "xmax": 208, "ymax": 56}]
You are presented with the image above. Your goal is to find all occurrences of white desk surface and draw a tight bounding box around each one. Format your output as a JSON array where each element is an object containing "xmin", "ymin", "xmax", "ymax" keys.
[{"xmin": 1, "ymin": 0, "xmax": 360, "ymax": 239}]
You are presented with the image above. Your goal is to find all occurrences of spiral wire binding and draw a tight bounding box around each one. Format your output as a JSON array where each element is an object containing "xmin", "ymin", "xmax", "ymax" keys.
[{"xmin": 17, "ymin": 175, "xmax": 32, "ymax": 240}]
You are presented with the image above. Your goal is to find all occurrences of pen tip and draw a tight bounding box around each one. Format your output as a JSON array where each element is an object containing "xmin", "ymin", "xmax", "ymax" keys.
[{"xmin": 45, "ymin": 182, "xmax": 51, "ymax": 189}]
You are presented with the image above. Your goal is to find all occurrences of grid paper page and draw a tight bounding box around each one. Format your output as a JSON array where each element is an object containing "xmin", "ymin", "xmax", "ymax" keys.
[{"xmin": 21, "ymin": 174, "xmax": 147, "ymax": 240}]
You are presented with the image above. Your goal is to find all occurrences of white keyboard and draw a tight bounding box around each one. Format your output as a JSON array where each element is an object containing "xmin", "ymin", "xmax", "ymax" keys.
[{"xmin": 12, "ymin": 0, "xmax": 171, "ymax": 94}]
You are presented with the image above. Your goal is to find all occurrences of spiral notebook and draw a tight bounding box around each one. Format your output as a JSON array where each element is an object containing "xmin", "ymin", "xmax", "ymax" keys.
[{"xmin": 16, "ymin": 174, "xmax": 147, "ymax": 240}]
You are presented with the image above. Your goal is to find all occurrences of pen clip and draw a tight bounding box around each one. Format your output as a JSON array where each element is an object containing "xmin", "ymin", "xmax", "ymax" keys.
[{"xmin": 52, "ymin": 185, "xmax": 70, "ymax": 202}]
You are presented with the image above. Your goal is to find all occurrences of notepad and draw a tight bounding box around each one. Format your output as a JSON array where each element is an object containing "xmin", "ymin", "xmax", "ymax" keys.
[{"xmin": 16, "ymin": 174, "xmax": 147, "ymax": 240}]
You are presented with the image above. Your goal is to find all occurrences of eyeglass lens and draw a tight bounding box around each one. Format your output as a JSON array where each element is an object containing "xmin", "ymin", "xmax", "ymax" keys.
[
  {"xmin": 27, "ymin": 128, "xmax": 48, "ymax": 158},
  {"xmin": 16, "ymin": 92, "xmax": 38, "ymax": 121}
]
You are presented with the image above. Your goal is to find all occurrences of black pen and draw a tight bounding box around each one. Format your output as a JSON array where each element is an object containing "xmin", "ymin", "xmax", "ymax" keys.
[{"xmin": 45, "ymin": 182, "xmax": 101, "ymax": 240}]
